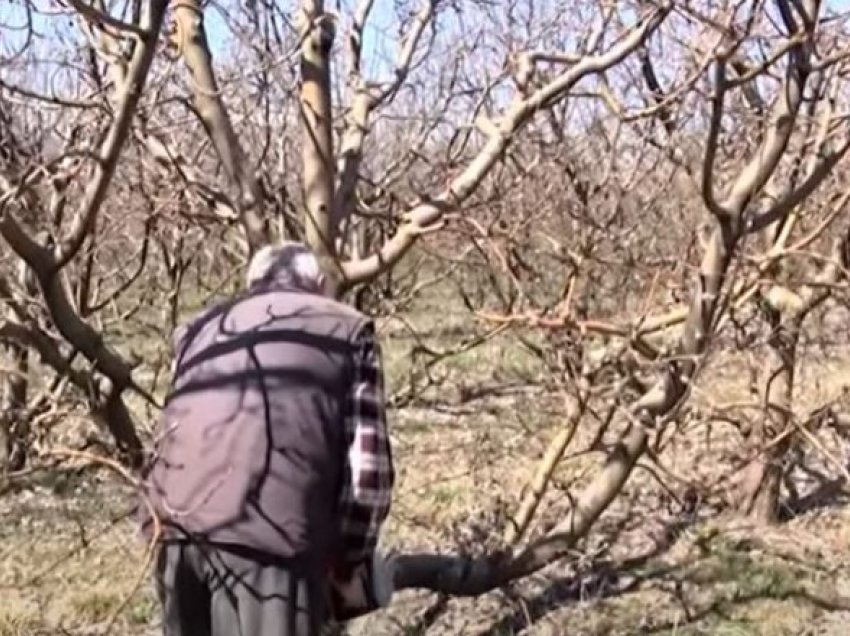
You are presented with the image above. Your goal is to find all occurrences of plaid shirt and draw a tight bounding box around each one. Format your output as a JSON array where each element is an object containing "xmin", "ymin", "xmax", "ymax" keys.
[{"xmin": 336, "ymin": 321, "xmax": 394, "ymax": 570}]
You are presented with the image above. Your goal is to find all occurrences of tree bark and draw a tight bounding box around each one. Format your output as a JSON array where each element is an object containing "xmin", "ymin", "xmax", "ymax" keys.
[
  {"xmin": 56, "ymin": 0, "xmax": 169, "ymax": 267},
  {"xmin": 738, "ymin": 232, "xmax": 846, "ymax": 521},
  {"xmin": 394, "ymin": 425, "xmax": 648, "ymax": 593},
  {"xmin": 173, "ymin": 0, "xmax": 270, "ymax": 254},
  {"xmin": 0, "ymin": 259, "xmax": 33, "ymax": 472},
  {"xmin": 299, "ymin": 0, "xmax": 339, "ymax": 277},
  {"xmin": 0, "ymin": 346, "xmax": 27, "ymax": 474}
]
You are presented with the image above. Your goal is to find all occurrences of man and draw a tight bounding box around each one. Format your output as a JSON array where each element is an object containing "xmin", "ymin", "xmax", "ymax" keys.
[{"xmin": 139, "ymin": 242, "xmax": 396, "ymax": 635}]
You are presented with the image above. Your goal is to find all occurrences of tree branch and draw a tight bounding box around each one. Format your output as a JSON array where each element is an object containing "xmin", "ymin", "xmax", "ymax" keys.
[
  {"xmin": 64, "ymin": 0, "xmax": 150, "ymax": 39},
  {"xmin": 172, "ymin": 0, "xmax": 269, "ymax": 253},
  {"xmin": 334, "ymin": 0, "xmax": 438, "ymax": 247},
  {"xmin": 0, "ymin": 318, "xmax": 142, "ymax": 461},
  {"xmin": 56, "ymin": 0, "xmax": 168, "ymax": 268},
  {"xmin": 393, "ymin": 0, "xmax": 825, "ymax": 594},
  {"xmin": 300, "ymin": 0, "xmax": 339, "ymax": 274},
  {"xmin": 341, "ymin": 4, "xmax": 672, "ymax": 289}
]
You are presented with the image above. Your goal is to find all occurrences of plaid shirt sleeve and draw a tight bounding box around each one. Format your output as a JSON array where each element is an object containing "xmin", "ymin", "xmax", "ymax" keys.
[{"xmin": 336, "ymin": 320, "xmax": 394, "ymax": 570}]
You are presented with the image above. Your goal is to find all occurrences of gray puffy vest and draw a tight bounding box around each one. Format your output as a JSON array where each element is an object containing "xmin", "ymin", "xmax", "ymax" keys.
[{"xmin": 141, "ymin": 281, "xmax": 368, "ymax": 563}]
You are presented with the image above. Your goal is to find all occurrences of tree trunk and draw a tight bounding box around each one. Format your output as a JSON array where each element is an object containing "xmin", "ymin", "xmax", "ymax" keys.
[
  {"xmin": 1, "ymin": 343, "xmax": 29, "ymax": 473},
  {"xmin": 299, "ymin": 0, "xmax": 339, "ymax": 277},
  {"xmin": 1, "ymin": 259, "xmax": 33, "ymax": 474},
  {"xmin": 738, "ymin": 294, "xmax": 802, "ymax": 522},
  {"xmin": 740, "ymin": 457, "xmax": 786, "ymax": 522}
]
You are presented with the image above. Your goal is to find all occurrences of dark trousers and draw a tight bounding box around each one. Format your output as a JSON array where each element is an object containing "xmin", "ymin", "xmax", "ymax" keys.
[{"xmin": 155, "ymin": 541, "xmax": 330, "ymax": 636}]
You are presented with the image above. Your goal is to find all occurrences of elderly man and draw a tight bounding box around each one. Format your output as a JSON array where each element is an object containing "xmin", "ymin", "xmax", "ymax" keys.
[{"xmin": 139, "ymin": 242, "xmax": 395, "ymax": 635}]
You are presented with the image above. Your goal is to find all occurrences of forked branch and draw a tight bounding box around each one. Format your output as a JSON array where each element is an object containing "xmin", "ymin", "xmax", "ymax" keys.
[
  {"xmin": 393, "ymin": 0, "xmax": 827, "ymax": 594},
  {"xmin": 56, "ymin": 0, "xmax": 168, "ymax": 268},
  {"xmin": 172, "ymin": 0, "xmax": 270, "ymax": 253},
  {"xmin": 340, "ymin": 4, "xmax": 673, "ymax": 291}
]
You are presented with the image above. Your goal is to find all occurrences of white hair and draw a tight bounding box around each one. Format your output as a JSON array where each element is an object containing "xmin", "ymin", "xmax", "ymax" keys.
[{"xmin": 245, "ymin": 242, "xmax": 324, "ymax": 291}]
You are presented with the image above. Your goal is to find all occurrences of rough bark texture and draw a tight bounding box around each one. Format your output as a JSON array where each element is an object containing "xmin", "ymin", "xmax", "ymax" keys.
[{"xmin": 300, "ymin": 0, "xmax": 339, "ymax": 277}]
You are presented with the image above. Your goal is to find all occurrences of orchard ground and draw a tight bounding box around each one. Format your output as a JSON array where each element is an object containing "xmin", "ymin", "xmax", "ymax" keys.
[{"xmin": 3, "ymin": 291, "xmax": 850, "ymax": 636}]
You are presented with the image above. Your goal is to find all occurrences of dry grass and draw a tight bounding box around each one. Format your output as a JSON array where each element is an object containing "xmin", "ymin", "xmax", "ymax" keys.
[
  {"xmin": 0, "ymin": 471, "xmax": 156, "ymax": 635},
  {"xmin": 3, "ymin": 298, "xmax": 850, "ymax": 635}
]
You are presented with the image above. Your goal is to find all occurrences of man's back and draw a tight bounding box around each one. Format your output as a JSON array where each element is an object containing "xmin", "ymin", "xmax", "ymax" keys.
[
  {"xmin": 144, "ymin": 282, "xmax": 367, "ymax": 563},
  {"xmin": 146, "ymin": 243, "xmax": 395, "ymax": 636}
]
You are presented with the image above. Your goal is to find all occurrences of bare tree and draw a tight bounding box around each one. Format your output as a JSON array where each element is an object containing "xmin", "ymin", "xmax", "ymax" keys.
[
  {"xmin": 3, "ymin": 0, "xmax": 850, "ymax": 614},
  {"xmin": 0, "ymin": 0, "xmax": 170, "ymax": 466},
  {"xmin": 389, "ymin": 0, "xmax": 850, "ymax": 593}
]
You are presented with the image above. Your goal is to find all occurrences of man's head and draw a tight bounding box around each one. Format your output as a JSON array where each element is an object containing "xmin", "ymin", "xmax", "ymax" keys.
[{"xmin": 245, "ymin": 242, "xmax": 329, "ymax": 295}]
